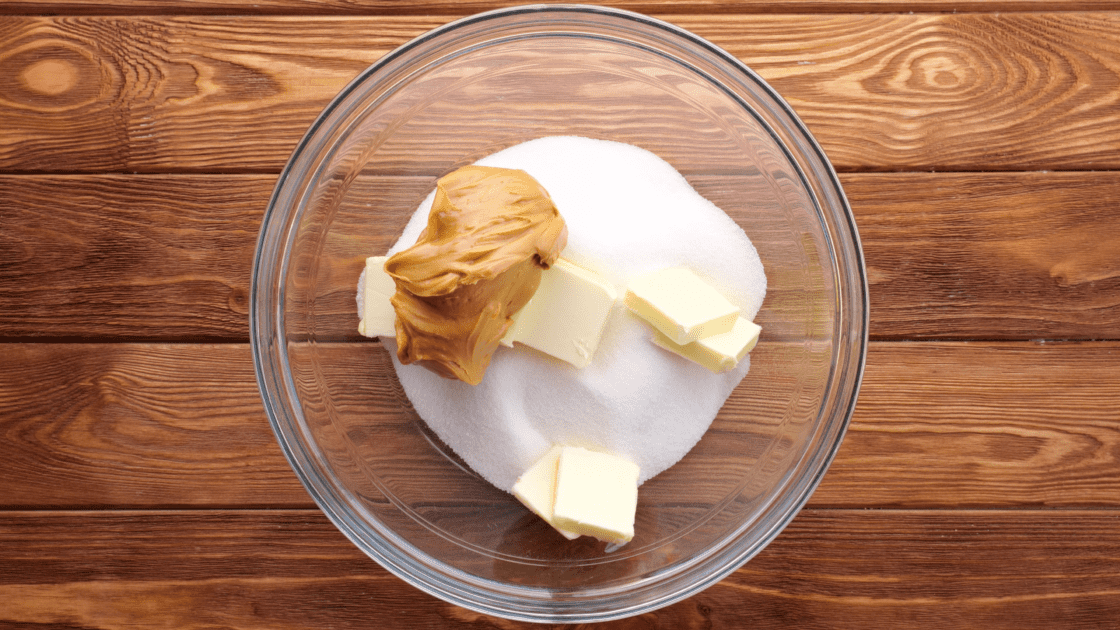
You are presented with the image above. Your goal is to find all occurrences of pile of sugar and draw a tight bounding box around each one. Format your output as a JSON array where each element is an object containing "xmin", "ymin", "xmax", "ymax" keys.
[{"xmin": 378, "ymin": 136, "xmax": 766, "ymax": 492}]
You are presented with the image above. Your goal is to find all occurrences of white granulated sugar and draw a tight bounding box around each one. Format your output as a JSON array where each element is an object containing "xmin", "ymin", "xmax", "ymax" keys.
[{"xmin": 380, "ymin": 136, "xmax": 766, "ymax": 491}]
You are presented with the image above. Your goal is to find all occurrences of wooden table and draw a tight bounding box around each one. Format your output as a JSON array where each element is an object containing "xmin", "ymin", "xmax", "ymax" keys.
[{"xmin": 3, "ymin": 1, "xmax": 1119, "ymax": 628}]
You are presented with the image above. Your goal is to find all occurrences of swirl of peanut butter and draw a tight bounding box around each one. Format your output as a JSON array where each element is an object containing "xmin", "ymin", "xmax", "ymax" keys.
[{"xmin": 385, "ymin": 165, "xmax": 568, "ymax": 385}]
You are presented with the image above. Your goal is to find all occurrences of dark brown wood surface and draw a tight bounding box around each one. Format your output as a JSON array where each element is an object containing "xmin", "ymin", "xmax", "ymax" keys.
[
  {"xmin": 2, "ymin": 2, "xmax": 1119, "ymax": 628},
  {"xmin": 1, "ymin": 510, "xmax": 1118, "ymax": 629},
  {"xmin": 4, "ymin": 14, "xmax": 1120, "ymax": 173},
  {"xmin": 5, "ymin": 0, "xmax": 1120, "ymax": 15}
]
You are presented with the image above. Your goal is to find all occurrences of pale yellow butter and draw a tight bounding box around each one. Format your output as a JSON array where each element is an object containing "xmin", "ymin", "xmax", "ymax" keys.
[
  {"xmin": 652, "ymin": 316, "xmax": 761, "ymax": 373},
  {"xmin": 551, "ymin": 446, "xmax": 640, "ymax": 546},
  {"xmin": 510, "ymin": 445, "xmax": 580, "ymax": 540},
  {"xmin": 358, "ymin": 256, "xmax": 397, "ymax": 338},
  {"xmin": 624, "ymin": 267, "xmax": 739, "ymax": 345},
  {"xmin": 501, "ymin": 258, "xmax": 617, "ymax": 368}
]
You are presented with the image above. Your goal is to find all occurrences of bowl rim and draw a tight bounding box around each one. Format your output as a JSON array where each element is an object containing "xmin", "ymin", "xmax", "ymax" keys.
[{"xmin": 251, "ymin": 3, "xmax": 869, "ymax": 623}]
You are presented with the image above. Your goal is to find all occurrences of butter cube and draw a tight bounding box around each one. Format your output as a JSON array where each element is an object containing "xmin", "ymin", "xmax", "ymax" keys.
[
  {"xmin": 551, "ymin": 446, "xmax": 640, "ymax": 546},
  {"xmin": 511, "ymin": 445, "xmax": 580, "ymax": 540},
  {"xmin": 501, "ymin": 258, "xmax": 617, "ymax": 368},
  {"xmin": 358, "ymin": 256, "xmax": 397, "ymax": 338},
  {"xmin": 624, "ymin": 267, "xmax": 739, "ymax": 345},
  {"xmin": 652, "ymin": 317, "xmax": 761, "ymax": 373}
]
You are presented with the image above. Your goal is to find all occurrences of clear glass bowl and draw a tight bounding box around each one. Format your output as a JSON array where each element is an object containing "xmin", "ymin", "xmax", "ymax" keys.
[{"xmin": 252, "ymin": 5, "xmax": 867, "ymax": 623}]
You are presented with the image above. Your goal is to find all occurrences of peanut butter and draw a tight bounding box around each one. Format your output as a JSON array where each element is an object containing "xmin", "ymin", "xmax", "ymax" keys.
[{"xmin": 385, "ymin": 165, "xmax": 568, "ymax": 385}]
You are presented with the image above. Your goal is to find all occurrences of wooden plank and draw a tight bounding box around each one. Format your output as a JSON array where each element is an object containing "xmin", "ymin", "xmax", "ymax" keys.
[
  {"xmin": 4, "ymin": 0, "xmax": 1120, "ymax": 16},
  {"xmin": 4, "ymin": 172, "xmax": 1119, "ymax": 341},
  {"xmin": 2, "ymin": 14, "xmax": 1119, "ymax": 172},
  {"xmin": 815, "ymin": 340, "xmax": 1120, "ymax": 507},
  {"xmin": 718, "ymin": 509, "xmax": 1120, "ymax": 629},
  {"xmin": 853, "ymin": 171, "xmax": 1120, "ymax": 340},
  {"xmin": 0, "ymin": 343, "xmax": 309, "ymax": 508},
  {"xmin": 0, "ymin": 16, "xmax": 437, "ymax": 172},
  {"xmin": 0, "ymin": 175, "xmax": 269, "ymax": 340},
  {"xmin": 2, "ymin": 341, "xmax": 1118, "ymax": 509},
  {"xmin": 690, "ymin": 12, "xmax": 1120, "ymax": 172},
  {"xmin": 0, "ymin": 508, "xmax": 1117, "ymax": 628},
  {"xmin": 287, "ymin": 172, "xmax": 1120, "ymax": 342}
]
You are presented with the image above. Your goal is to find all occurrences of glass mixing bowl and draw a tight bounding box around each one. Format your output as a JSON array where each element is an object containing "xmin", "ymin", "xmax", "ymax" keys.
[{"xmin": 252, "ymin": 5, "xmax": 867, "ymax": 623}]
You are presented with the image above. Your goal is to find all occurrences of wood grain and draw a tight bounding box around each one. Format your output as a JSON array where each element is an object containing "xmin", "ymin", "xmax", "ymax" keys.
[
  {"xmin": 4, "ymin": 172, "xmax": 1119, "ymax": 341},
  {"xmin": 853, "ymin": 171, "xmax": 1120, "ymax": 339},
  {"xmin": 2, "ymin": 341, "xmax": 1119, "ymax": 509},
  {"xmin": 0, "ymin": 16, "xmax": 437, "ymax": 172},
  {"xmin": 0, "ymin": 343, "xmax": 308, "ymax": 508},
  {"xmin": 686, "ymin": 12, "xmax": 1120, "ymax": 171},
  {"xmin": 816, "ymin": 340, "xmax": 1120, "ymax": 508},
  {"xmin": 0, "ymin": 175, "xmax": 267, "ymax": 340},
  {"xmin": 1, "ymin": 14, "xmax": 1119, "ymax": 172},
  {"xmin": 4, "ymin": 0, "xmax": 1120, "ymax": 15},
  {"xmin": 0, "ymin": 508, "xmax": 1117, "ymax": 629}
]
